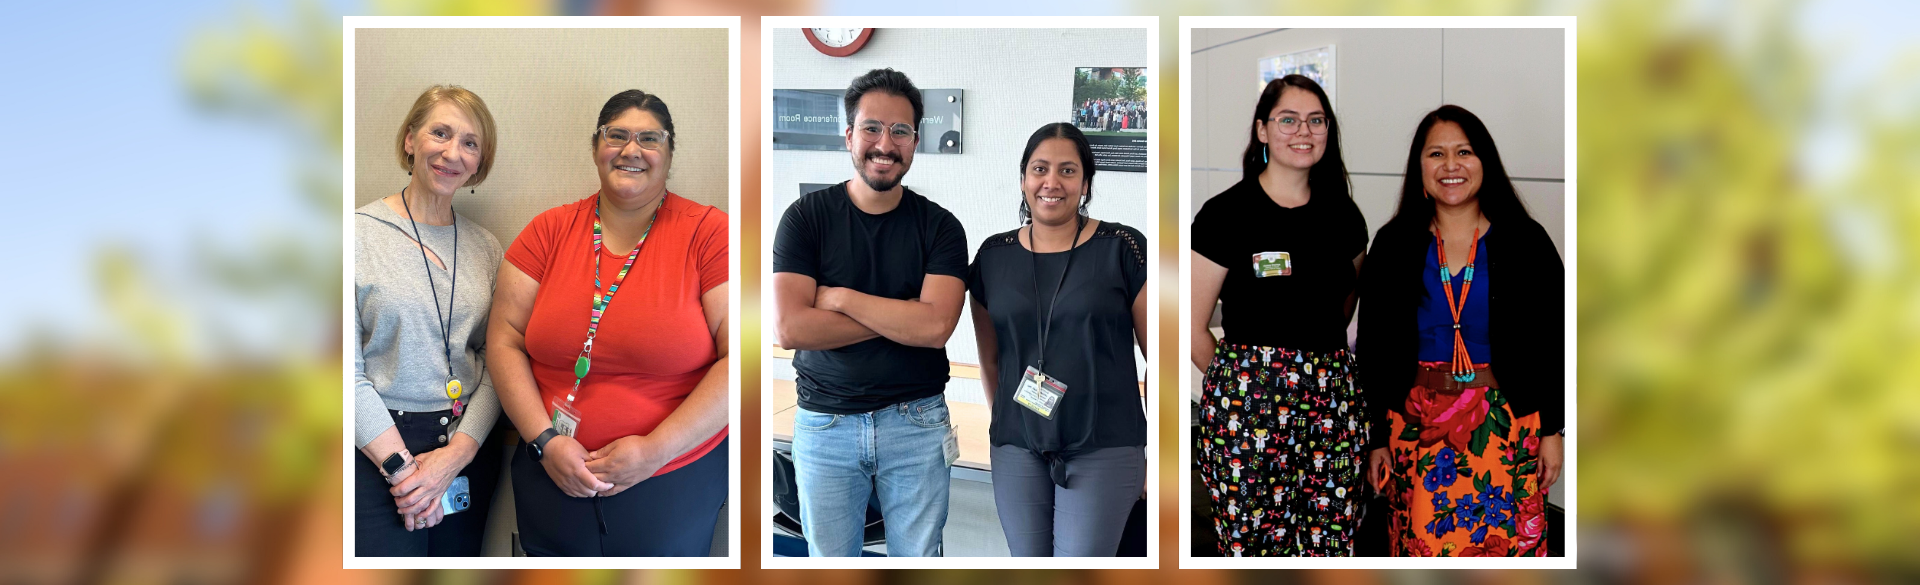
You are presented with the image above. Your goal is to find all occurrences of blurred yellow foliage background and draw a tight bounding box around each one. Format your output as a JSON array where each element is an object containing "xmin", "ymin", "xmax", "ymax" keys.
[{"xmin": 0, "ymin": 0, "xmax": 1914, "ymax": 583}]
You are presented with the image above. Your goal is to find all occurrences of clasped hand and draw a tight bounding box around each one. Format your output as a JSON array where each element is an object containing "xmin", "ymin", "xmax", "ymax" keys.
[{"xmin": 540, "ymin": 434, "xmax": 671, "ymax": 498}]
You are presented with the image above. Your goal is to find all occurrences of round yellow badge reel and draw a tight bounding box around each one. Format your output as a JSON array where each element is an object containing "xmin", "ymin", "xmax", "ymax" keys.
[{"xmin": 445, "ymin": 379, "xmax": 463, "ymax": 400}]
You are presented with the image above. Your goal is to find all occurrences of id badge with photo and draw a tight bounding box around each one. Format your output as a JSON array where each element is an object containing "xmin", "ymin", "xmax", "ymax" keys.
[
  {"xmin": 943, "ymin": 425, "xmax": 960, "ymax": 468},
  {"xmin": 550, "ymin": 398, "xmax": 583, "ymax": 438},
  {"xmin": 1253, "ymin": 251, "xmax": 1292, "ymax": 277},
  {"xmin": 1013, "ymin": 365, "xmax": 1069, "ymax": 419}
]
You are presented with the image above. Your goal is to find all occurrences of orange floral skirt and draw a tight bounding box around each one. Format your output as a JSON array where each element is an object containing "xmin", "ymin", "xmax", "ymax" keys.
[{"xmin": 1381, "ymin": 362, "xmax": 1549, "ymax": 557}]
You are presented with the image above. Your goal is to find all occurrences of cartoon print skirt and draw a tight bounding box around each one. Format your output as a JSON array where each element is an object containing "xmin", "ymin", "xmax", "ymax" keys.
[
  {"xmin": 1382, "ymin": 361, "xmax": 1549, "ymax": 557},
  {"xmin": 1195, "ymin": 342, "xmax": 1368, "ymax": 557}
]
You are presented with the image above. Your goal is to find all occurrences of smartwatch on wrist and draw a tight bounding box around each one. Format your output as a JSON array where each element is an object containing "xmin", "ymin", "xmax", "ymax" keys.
[
  {"xmin": 380, "ymin": 449, "xmax": 414, "ymax": 481},
  {"xmin": 528, "ymin": 428, "xmax": 560, "ymax": 462}
]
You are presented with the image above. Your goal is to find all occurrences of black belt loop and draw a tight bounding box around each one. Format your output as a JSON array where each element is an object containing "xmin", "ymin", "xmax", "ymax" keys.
[{"xmin": 592, "ymin": 494, "xmax": 608, "ymax": 534}]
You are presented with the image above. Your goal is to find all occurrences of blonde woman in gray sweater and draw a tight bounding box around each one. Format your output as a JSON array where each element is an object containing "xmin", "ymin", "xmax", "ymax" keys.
[{"xmin": 353, "ymin": 85, "xmax": 505, "ymax": 556}]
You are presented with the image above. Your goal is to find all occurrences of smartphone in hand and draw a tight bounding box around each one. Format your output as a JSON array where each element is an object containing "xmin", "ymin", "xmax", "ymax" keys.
[{"xmin": 440, "ymin": 476, "xmax": 471, "ymax": 514}]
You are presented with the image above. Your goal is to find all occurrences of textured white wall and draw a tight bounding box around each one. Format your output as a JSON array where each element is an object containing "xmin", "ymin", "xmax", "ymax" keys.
[
  {"xmin": 764, "ymin": 28, "xmax": 1154, "ymax": 390},
  {"xmin": 1189, "ymin": 28, "xmax": 1565, "ymax": 253},
  {"xmin": 354, "ymin": 28, "xmax": 731, "ymax": 247}
]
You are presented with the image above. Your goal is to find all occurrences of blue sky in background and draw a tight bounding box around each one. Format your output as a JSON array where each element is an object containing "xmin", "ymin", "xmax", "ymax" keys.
[
  {"xmin": 0, "ymin": 1, "xmax": 331, "ymax": 358},
  {"xmin": 1794, "ymin": 0, "xmax": 1920, "ymax": 185}
]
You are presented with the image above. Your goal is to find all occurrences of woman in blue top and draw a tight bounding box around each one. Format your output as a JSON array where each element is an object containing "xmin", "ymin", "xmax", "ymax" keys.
[{"xmin": 1358, "ymin": 105, "xmax": 1566, "ymax": 557}]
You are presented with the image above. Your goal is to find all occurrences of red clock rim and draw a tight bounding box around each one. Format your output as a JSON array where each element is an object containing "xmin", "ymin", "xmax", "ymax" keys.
[{"xmin": 803, "ymin": 28, "xmax": 873, "ymax": 57}]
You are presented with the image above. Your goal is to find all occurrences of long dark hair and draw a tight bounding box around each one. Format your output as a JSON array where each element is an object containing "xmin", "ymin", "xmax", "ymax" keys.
[
  {"xmin": 1018, "ymin": 122, "xmax": 1096, "ymax": 224},
  {"xmin": 1387, "ymin": 105, "xmax": 1532, "ymax": 230},
  {"xmin": 1240, "ymin": 75, "xmax": 1350, "ymax": 199}
]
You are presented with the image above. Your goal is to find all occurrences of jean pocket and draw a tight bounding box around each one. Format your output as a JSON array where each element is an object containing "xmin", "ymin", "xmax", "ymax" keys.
[
  {"xmin": 794, "ymin": 408, "xmax": 840, "ymax": 431},
  {"xmin": 903, "ymin": 394, "xmax": 950, "ymax": 428}
]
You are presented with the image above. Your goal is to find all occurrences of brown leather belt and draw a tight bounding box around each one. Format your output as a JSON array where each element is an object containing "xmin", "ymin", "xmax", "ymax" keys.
[{"xmin": 1414, "ymin": 364, "xmax": 1498, "ymax": 393}]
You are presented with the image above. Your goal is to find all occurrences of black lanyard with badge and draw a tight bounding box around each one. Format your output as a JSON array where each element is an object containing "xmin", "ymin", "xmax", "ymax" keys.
[
  {"xmin": 1012, "ymin": 216, "xmax": 1087, "ymax": 420},
  {"xmin": 400, "ymin": 188, "xmax": 468, "ymax": 421}
]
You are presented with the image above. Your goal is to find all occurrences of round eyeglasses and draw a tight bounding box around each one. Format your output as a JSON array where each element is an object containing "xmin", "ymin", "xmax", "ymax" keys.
[{"xmin": 855, "ymin": 122, "xmax": 917, "ymax": 146}]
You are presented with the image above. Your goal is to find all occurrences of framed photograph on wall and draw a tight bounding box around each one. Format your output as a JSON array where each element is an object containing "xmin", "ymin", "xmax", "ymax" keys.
[
  {"xmin": 1258, "ymin": 45, "xmax": 1334, "ymax": 106},
  {"xmin": 1072, "ymin": 66, "xmax": 1149, "ymax": 172}
]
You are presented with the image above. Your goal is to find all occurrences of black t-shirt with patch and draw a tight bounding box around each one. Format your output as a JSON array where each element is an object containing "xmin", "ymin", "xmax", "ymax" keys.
[
  {"xmin": 772, "ymin": 181, "xmax": 969, "ymax": 414},
  {"xmin": 1191, "ymin": 177, "xmax": 1369, "ymax": 352}
]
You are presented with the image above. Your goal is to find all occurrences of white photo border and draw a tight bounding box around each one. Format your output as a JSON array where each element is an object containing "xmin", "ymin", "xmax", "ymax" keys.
[
  {"xmin": 758, "ymin": 14, "xmax": 1161, "ymax": 569},
  {"xmin": 1177, "ymin": 14, "xmax": 1578, "ymax": 570},
  {"xmin": 340, "ymin": 14, "xmax": 743, "ymax": 570}
]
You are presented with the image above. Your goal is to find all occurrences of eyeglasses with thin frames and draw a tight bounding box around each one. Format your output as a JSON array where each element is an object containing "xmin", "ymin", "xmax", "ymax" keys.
[
  {"xmin": 855, "ymin": 122, "xmax": 917, "ymax": 146},
  {"xmin": 599, "ymin": 126, "xmax": 671, "ymax": 151},
  {"xmin": 1266, "ymin": 115, "xmax": 1329, "ymax": 136}
]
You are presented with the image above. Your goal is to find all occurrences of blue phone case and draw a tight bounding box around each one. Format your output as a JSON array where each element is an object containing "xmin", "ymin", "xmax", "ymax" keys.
[{"xmin": 440, "ymin": 476, "xmax": 472, "ymax": 514}]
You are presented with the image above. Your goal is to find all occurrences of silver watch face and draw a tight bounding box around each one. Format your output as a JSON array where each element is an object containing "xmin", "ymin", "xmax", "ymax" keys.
[{"xmin": 811, "ymin": 28, "xmax": 864, "ymax": 48}]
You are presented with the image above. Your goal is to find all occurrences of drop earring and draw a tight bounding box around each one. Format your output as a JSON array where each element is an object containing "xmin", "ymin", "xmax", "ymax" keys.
[{"xmin": 1262, "ymin": 145, "xmax": 1269, "ymax": 165}]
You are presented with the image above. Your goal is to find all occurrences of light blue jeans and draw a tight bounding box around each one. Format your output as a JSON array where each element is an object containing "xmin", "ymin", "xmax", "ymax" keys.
[{"xmin": 792, "ymin": 393, "xmax": 952, "ymax": 557}]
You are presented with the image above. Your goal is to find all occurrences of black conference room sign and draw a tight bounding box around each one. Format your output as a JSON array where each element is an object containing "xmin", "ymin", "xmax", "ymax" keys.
[{"xmin": 773, "ymin": 88, "xmax": 964, "ymax": 154}]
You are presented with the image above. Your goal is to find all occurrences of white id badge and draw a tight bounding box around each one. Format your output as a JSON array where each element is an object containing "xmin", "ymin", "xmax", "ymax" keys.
[
  {"xmin": 1253, "ymin": 251, "xmax": 1292, "ymax": 277},
  {"xmin": 1013, "ymin": 365, "xmax": 1068, "ymax": 419},
  {"xmin": 550, "ymin": 398, "xmax": 583, "ymax": 438},
  {"xmin": 943, "ymin": 425, "xmax": 960, "ymax": 468}
]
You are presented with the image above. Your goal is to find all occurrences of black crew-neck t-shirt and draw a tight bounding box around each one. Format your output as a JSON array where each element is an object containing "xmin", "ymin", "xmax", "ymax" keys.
[
  {"xmin": 967, "ymin": 221, "xmax": 1149, "ymax": 455},
  {"xmin": 772, "ymin": 182, "xmax": 969, "ymax": 414},
  {"xmin": 1190, "ymin": 177, "xmax": 1369, "ymax": 352}
]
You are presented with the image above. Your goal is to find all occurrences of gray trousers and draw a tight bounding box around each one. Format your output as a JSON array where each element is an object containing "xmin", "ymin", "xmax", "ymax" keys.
[{"xmin": 990, "ymin": 445, "xmax": 1147, "ymax": 556}]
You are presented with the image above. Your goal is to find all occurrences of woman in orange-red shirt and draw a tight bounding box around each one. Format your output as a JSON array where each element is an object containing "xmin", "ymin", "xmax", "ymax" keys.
[{"xmin": 488, "ymin": 90, "xmax": 729, "ymax": 556}]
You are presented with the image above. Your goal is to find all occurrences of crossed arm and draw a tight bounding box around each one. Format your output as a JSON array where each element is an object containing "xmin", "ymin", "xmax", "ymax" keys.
[{"xmin": 772, "ymin": 271, "xmax": 966, "ymax": 350}]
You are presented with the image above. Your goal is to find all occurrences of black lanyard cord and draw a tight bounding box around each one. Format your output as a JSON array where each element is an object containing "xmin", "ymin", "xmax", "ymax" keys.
[
  {"xmin": 400, "ymin": 187, "xmax": 458, "ymax": 381},
  {"xmin": 1027, "ymin": 214, "xmax": 1087, "ymax": 373}
]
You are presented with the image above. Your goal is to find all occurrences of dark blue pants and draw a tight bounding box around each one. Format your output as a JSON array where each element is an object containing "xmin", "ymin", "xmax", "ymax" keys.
[{"xmin": 512, "ymin": 436, "xmax": 728, "ymax": 556}]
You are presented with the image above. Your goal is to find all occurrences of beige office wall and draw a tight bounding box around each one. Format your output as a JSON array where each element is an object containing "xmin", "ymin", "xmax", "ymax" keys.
[{"xmin": 353, "ymin": 28, "xmax": 730, "ymax": 247}]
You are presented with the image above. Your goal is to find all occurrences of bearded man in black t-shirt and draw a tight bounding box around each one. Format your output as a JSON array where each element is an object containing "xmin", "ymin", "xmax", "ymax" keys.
[{"xmin": 771, "ymin": 68, "xmax": 968, "ymax": 557}]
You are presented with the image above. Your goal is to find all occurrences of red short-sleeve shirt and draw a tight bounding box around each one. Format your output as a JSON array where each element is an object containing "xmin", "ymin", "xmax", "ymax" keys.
[{"xmin": 505, "ymin": 192, "xmax": 729, "ymax": 476}]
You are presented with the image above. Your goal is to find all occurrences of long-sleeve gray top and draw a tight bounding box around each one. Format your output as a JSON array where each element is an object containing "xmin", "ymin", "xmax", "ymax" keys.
[{"xmin": 354, "ymin": 198, "xmax": 504, "ymax": 448}]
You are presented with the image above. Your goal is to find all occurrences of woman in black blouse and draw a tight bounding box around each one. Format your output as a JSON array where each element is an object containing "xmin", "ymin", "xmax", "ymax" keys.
[
  {"xmin": 1190, "ymin": 75, "xmax": 1369, "ymax": 557},
  {"xmin": 1358, "ymin": 105, "xmax": 1564, "ymax": 557},
  {"xmin": 967, "ymin": 123, "xmax": 1149, "ymax": 557}
]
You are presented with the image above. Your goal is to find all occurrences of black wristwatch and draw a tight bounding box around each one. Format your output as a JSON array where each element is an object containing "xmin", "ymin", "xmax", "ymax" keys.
[{"xmin": 528, "ymin": 428, "xmax": 560, "ymax": 462}]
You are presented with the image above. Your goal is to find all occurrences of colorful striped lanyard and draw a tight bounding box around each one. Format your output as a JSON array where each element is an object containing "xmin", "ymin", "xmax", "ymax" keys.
[
  {"xmin": 567, "ymin": 198, "xmax": 659, "ymax": 402},
  {"xmin": 1436, "ymin": 228, "xmax": 1480, "ymax": 382}
]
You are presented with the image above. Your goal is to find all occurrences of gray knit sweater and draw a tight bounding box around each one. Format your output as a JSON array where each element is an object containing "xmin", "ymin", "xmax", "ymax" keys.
[{"xmin": 354, "ymin": 198, "xmax": 504, "ymax": 448}]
